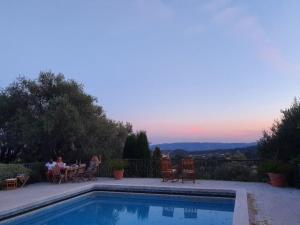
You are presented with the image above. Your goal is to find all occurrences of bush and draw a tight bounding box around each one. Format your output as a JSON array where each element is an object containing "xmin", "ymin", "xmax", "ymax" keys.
[
  {"xmin": 258, "ymin": 160, "xmax": 293, "ymax": 174},
  {"xmin": 214, "ymin": 162, "xmax": 256, "ymax": 181},
  {"xmin": 109, "ymin": 159, "xmax": 128, "ymax": 171},
  {"xmin": 0, "ymin": 163, "xmax": 32, "ymax": 189},
  {"xmin": 23, "ymin": 162, "xmax": 46, "ymax": 182}
]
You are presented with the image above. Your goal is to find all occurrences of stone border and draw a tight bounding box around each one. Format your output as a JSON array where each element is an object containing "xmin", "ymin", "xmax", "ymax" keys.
[{"xmin": 0, "ymin": 184, "xmax": 250, "ymax": 225}]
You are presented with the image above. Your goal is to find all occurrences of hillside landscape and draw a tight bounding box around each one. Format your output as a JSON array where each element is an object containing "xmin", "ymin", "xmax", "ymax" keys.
[{"xmin": 151, "ymin": 142, "xmax": 257, "ymax": 152}]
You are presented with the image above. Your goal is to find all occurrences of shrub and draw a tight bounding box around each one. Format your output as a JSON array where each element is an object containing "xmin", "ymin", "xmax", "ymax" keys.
[
  {"xmin": 258, "ymin": 160, "xmax": 293, "ymax": 174},
  {"xmin": 109, "ymin": 159, "xmax": 128, "ymax": 171},
  {"xmin": 214, "ymin": 162, "xmax": 255, "ymax": 181},
  {"xmin": 23, "ymin": 162, "xmax": 46, "ymax": 182},
  {"xmin": 0, "ymin": 163, "xmax": 32, "ymax": 189}
]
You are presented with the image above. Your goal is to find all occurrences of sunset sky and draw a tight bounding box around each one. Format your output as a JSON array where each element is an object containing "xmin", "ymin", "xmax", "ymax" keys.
[{"xmin": 0, "ymin": 0, "xmax": 300, "ymax": 144}]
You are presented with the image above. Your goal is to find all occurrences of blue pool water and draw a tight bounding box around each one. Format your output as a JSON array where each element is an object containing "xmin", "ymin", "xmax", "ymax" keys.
[{"xmin": 1, "ymin": 192, "xmax": 234, "ymax": 225}]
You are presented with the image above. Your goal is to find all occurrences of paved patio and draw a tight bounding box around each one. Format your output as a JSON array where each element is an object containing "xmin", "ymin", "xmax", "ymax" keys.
[{"xmin": 0, "ymin": 178, "xmax": 299, "ymax": 225}]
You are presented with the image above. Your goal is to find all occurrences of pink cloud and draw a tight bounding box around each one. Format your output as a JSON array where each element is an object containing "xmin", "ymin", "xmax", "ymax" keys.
[
  {"xmin": 133, "ymin": 119, "xmax": 272, "ymax": 144},
  {"xmin": 204, "ymin": 1, "xmax": 300, "ymax": 76}
]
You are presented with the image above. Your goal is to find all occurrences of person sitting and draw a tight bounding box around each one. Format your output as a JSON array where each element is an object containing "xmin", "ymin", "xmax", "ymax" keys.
[
  {"xmin": 45, "ymin": 158, "xmax": 56, "ymax": 181},
  {"xmin": 88, "ymin": 155, "xmax": 100, "ymax": 171},
  {"xmin": 56, "ymin": 156, "xmax": 66, "ymax": 168},
  {"xmin": 84, "ymin": 155, "xmax": 101, "ymax": 180},
  {"xmin": 56, "ymin": 156, "xmax": 66, "ymax": 173}
]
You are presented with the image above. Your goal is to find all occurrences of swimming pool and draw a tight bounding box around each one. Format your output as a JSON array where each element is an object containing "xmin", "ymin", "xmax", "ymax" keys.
[{"xmin": 0, "ymin": 191, "xmax": 234, "ymax": 225}]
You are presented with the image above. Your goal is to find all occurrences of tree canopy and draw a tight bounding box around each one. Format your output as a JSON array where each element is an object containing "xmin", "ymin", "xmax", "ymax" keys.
[
  {"xmin": 0, "ymin": 72, "xmax": 131, "ymax": 162},
  {"xmin": 122, "ymin": 131, "xmax": 151, "ymax": 159},
  {"xmin": 258, "ymin": 98, "xmax": 300, "ymax": 161}
]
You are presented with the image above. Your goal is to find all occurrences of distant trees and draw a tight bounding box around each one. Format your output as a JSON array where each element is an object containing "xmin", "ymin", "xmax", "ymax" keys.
[
  {"xmin": 0, "ymin": 72, "xmax": 131, "ymax": 163},
  {"xmin": 258, "ymin": 98, "xmax": 300, "ymax": 161},
  {"xmin": 152, "ymin": 147, "xmax": 162, "ymax": 177},
  {"xmin": 152, "ymin": 147, "xmax": 162, "ymax": 160},
  {"xmin": 122, "ymin": 131, "xmax": 151, "ymax": 160},
  {"xmin": 122, "ymin": 134, "xmax": 137, "ymax": 159}
]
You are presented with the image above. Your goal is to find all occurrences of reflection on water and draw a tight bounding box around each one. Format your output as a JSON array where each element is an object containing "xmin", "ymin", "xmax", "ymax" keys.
[
  {"xmin": 184, "ymin": 208, "xmax": 197, "ymax": 218},
  {"xmin": 2, "ymin": 193, "xmax": 234, "ymax": 225},
  {"xmin": 125, "ymin": 204, "xmax": 150, "ymax": 220},
  {"xmin": 162, "ymin": 207, "xmax": 174, "ymax": 217}
]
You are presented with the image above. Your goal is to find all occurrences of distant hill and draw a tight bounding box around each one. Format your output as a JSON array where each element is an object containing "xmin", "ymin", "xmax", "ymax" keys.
[
  {"xmin": 159, "ymin": 145, "xmax": 258, "ymax": 159},
  {"xmin": 151, "ymin": 142, "xmax": 256, "ymax": 152}
]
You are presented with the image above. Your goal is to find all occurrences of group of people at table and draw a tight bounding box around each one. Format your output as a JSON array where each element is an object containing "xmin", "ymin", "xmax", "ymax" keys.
[{"xmin": 45, "ymin": 156, "xmax": 101, "ymax": 183}]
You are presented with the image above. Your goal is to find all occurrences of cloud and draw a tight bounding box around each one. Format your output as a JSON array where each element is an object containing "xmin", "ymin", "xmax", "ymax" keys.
[
  {"xmin": 204, "ymin": 0, "xmax": 300, "ymax": 75},
  {"xmin": 259, "ymin": 46, "xmax": 300, "ymax": 75},
  {"xmin": 204, "ymin": 0, "xmax": 232, "ymax": 12},
  {"xmin": 183, "ymin": 25, "xmax": 205, "ymax": 37},
  {"xmin": 135, "ymin": 0, "xmax": 175, "ymax": 21}
]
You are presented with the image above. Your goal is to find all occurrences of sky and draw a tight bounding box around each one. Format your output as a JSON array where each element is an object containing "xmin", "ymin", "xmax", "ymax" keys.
[{"xmin": 0, "ymin": 0, "xmax": 300, "ymax": 144}]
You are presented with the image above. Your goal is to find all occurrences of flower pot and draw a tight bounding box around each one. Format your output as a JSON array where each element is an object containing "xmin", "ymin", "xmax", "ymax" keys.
[
  {"xmin": 113, "ymin": 169, "xmax": 124, "ymax": 180},
  {"xmin": 267, "ymin": 172, "xmax": 286, "ymax": 187}
]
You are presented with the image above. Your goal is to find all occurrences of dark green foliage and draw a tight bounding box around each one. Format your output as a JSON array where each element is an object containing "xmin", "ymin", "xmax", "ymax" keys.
[
  {"xmin": 0, "ymin": 72, "xmax": 131, "ymax": 163},
  {"xmin": 136, "ymin": 131, "xmax": 151, "ymax": 159},
  {"xmin": 123, "ymin": 134, "xmax": 138, "ymax": 159},
  {"xmin": 152, "ymin": 147, "xmax": 162, "ymax": 160},
  {"xmin": 258, "ymin": 160, "xmax": 293, "ymax": 174},
  {"xmin": 109, "ymin": 159, "xmax": 128, "ymax": 170},
  {"xmin": 258, "ymin": 98, "xmax": 300, "ymax": 161},
  {"xmin": 23, "ymin": 162, "xmax": 46, "ymax": 182},
  {"xmin": 152, "ymin": 147, "xmax": 162, "ymax": 177},
  {"xmin": 122, "ymin": 131, "xmax": 151, "ymax": 160},
  {"xmin": 214, "ymin": 162, "xmax": 254, "ymax": 181}
]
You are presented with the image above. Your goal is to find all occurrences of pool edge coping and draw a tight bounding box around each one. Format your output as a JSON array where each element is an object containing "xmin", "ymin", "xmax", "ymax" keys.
[{"xmin": 0, "ymin": 183, "xmax": 250, "ymax": 225}]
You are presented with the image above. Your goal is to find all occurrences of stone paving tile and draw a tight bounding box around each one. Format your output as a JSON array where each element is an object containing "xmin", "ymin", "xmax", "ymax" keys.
[{"xmin": 0, "ymin": 178, "xmax": 299, "ymax": 225}]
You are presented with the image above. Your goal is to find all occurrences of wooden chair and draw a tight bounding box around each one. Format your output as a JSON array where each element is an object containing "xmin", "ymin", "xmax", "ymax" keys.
[
  {"xmin": 17, "ymin": 174, "xmax": 29, "ymax": 187},
  {"xmin": 51, "ymin": 165, "xmax": 64, "ymax": 184},
  {"xmin": 160, "ymin": 158, "xmax": 178, "ymax": 182},
  {"xmin": 181, "ymin": 158, "xmax": 196, "ymax": 183},
  {"xmin": 83, "ymin": 165, "xmax": 98, "ymax": 181},
  {"xmin": 74, "ymin": 164, "xmax": 86, "ymax": 182},
  {"xmin": 5, "ymin": 178, "xmax": 17, "ymax": 190}
]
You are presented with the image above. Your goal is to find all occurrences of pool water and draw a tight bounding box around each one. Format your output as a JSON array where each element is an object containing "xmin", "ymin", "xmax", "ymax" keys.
[{"xmin": 1, "ymin": 192, "xmax": 234, "ymax": 225}]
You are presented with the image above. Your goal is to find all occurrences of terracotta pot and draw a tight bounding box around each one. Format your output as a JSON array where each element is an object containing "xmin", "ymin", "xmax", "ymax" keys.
[
  {"xmin": 267, "ymin": 172, "xmax": 286, "ymax": 187},
  {"xmin": 113, "ymin": 169, "xmax": 124, "ymax": 180}
]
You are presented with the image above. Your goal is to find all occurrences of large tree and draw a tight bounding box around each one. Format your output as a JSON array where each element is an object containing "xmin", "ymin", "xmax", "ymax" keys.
[
  {"xmin": 258, "ymin": 98, "xmax": 300, "ymax": 161},
  {"xmin": 136, "ymin": 131, "xmax": 151, "ymax": 159},
  {"xmin": 122, "ymin": 131, "xmax": 151, "ymax": 160},
  {"xmin": 122, "ymin": 134, "xmax": 137, "ymax": 159},
  {"xmin": 0, "ymin": 72, "xmax": 131, "ymax": 162}
]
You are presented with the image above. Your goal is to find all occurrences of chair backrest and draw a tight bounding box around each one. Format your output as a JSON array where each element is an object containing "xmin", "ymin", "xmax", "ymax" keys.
[
  {"xmin": 160, "ymin": 158, "xmax": 172, "ymax": 171},
  {"xmin": 51, "ymin": 165, "xmax": 61, "ymax": 176},
  {"xmin": 181, "ymin": 158, "xmax": 195, "ymax": 170}
]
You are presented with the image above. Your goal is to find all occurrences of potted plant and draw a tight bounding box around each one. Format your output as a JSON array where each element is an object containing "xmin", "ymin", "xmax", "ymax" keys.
[
  {"xmin": 260, "ymin": 160, "xmax": 291, "ymax": 187},
  {"xmin": 110, "ymin": 159, "xmax": 128, "ymax": 180}
]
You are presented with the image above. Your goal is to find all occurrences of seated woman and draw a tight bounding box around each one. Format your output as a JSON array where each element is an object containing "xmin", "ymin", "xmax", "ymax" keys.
[
  {"xmin": 56, "ymin": 156, "xmax": 66, "ymax": 173},
  {"xmin": 85, "ymin": 155, "xmax": 101, "ymax": 180},
  {"xmin": 87, "ymin": 155, "xmax": 100, "ymax": 171},
  {"xmin": 45, "ymin": 158, "xmax": 56, "ymax": 181}
]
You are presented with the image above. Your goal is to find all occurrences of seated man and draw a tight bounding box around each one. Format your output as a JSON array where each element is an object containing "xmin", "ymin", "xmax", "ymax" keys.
[{"xmin": 45, "ymin": 158, "xmax": 56, "ymax": 181}]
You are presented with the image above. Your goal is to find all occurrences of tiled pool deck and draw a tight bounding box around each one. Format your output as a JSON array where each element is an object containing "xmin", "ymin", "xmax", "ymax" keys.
[{"xmin": 0, "ymin": 178, "xmax": 299, "ymax": 225}]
